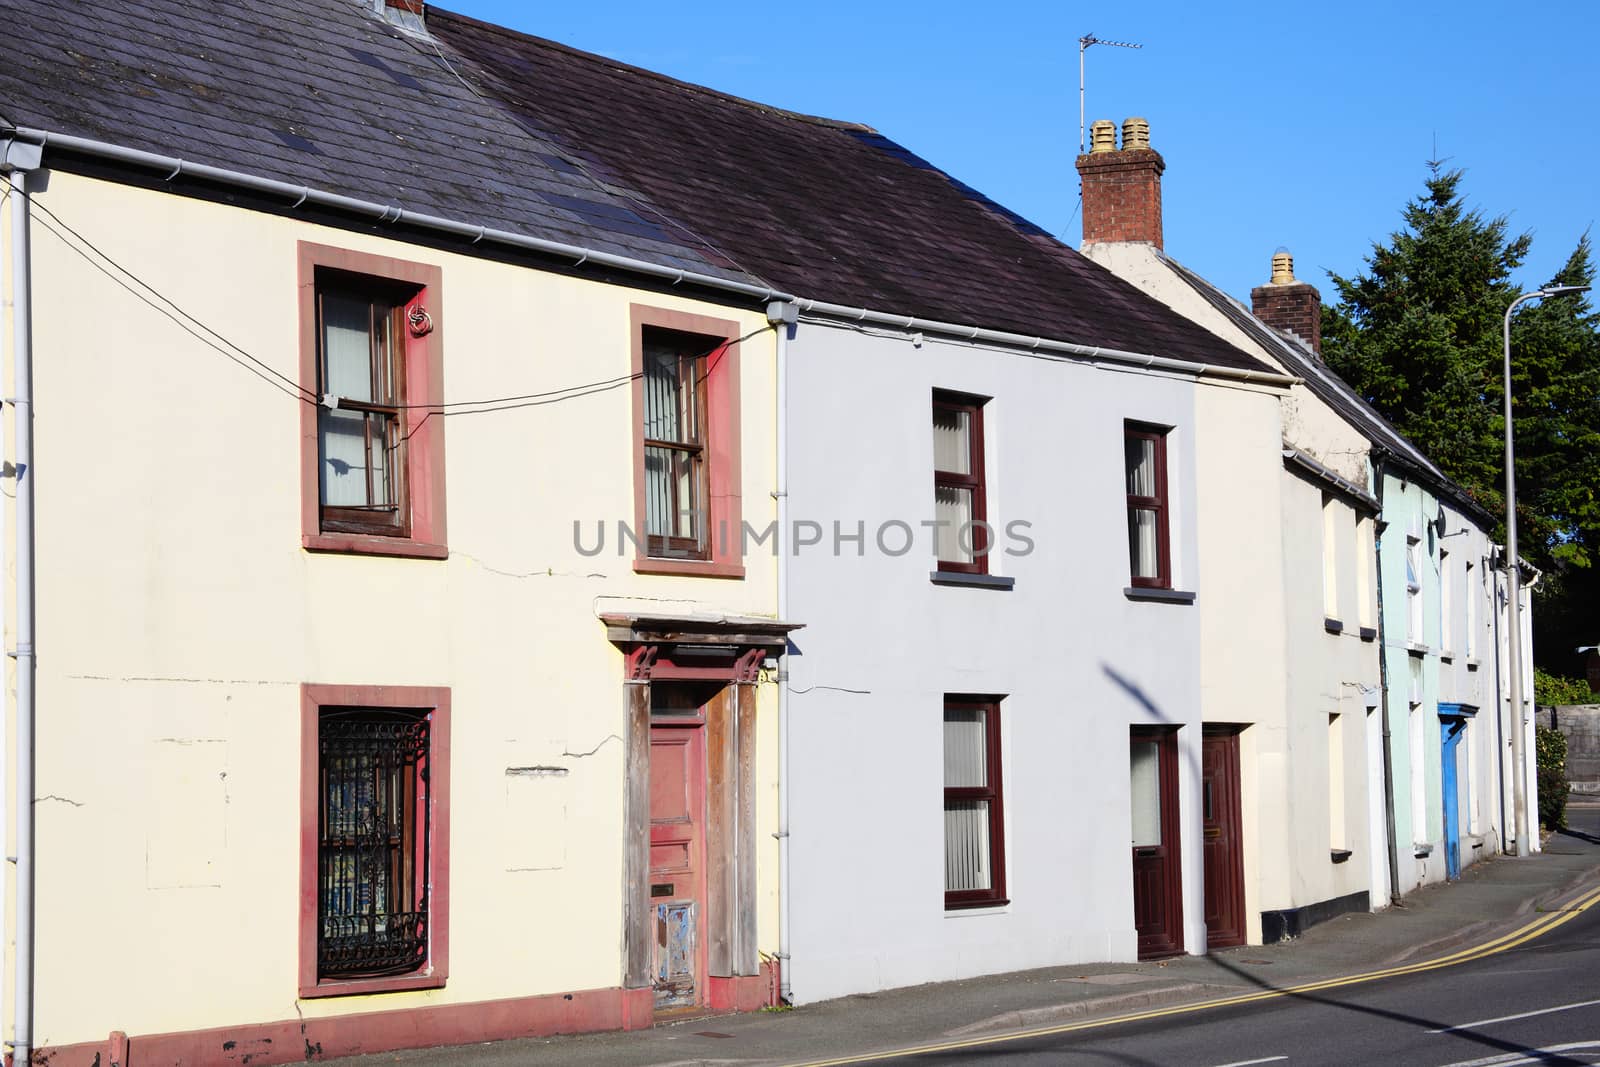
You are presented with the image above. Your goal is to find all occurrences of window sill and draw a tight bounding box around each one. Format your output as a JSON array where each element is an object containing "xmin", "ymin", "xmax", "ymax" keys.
[
  {"xmin": 1440, "ymin": 651, "xmax": 1455, "ymax": 664},
  {"xmin": 633, "ymin": 557, "xmax": 746, "ymax": 580},
  {"xmin": 300, "ymin": 969, "xmax": 446, "ymax": 999},
  {"xmin": 303, "ymin": 532, "xmax": 448, "ymax": 560},
  {"xmin": 1413, "ymin": 843, "xmax": 1433, "ymax": 858},
  {"xmin": 1359, "ymin": 626, "xmax": 1378, "ymax": 643},
  {"xmin": 1331, "ymin": 848, "xmax": 1353, "ymax": 864},
  {"xmin": 1324, "ymin": 617, "xmax": 1344, "ymax": 634},
  {"xmin": 1405, "ymin": 642, "xmax": 1430, "ymax": 658},
  {"xmin": 1466, "ymin": 658, "xmax": 1481, "ymax": 672},
  {"xmin": 945, "ymin": 899, "xmax": 1010, "ymax": 916},
  {"xmin": 1124, "ymin": 586, "xmax": 1196, "ymax": 604},
  {"xmin": 930, "ymin": 570, "xmax": 1015, "ymax": 591}
]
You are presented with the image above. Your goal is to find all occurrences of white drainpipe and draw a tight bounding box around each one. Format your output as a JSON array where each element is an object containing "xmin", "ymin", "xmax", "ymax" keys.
[
  {"xmin": 4, "ymin": 142, "xmax": 40, "ymax": 1067},
  {"xmin": 766, "ymin": 300, "xmax": 796, "ymax": 1003}
]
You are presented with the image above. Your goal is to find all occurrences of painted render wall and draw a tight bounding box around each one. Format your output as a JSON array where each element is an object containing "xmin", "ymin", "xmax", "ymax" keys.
[
  {"xmin": 1376, "ymin": 476, "xmax": 1514, "ymax": 896},
  {"xmin": 1085, "ymin": 241, "xmax": 1383, "ymax": 933},
  {"xmin": 1192, "ymin": 382, "xmax": 1285, "ymax": 947},
  {"xmin": 783, "ymin": 320, "xmax": 1208, "ymax": 1004},
  {"xmin": 3, "ymin": 172, "xmax": 783, "ymax": 1046}
]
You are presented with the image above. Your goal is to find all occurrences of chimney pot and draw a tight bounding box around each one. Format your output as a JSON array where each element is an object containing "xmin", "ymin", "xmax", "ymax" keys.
[
  {"xmin": 1089, "ymin": 120, "xmax": 1117, "ymax": 154},
  {"xmin": 1121, "ymin": 117, "xmax": 1150, "ymax": 151},
  {"xmin": 1270, "ymin": 250, "xmax": 1295, "ymax": 284}
]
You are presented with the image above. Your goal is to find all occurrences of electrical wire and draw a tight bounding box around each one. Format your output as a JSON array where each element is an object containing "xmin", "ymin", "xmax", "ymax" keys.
[
  {"xmin": 30, "ymin": 214, "xmax": 317, "ymax": 404},
  {"xmin": 23, "ymin": 193, "xmax": 773, "ymax": 420},
  {"xmin": 25, "ymin": 193, "xmax": 317, "ymax": 400}
]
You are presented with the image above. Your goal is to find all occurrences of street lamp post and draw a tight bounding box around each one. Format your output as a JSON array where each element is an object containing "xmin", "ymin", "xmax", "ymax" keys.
[{"xmin": 1503, "ymin": 284, "xmax": 1590, "ymax": 856}]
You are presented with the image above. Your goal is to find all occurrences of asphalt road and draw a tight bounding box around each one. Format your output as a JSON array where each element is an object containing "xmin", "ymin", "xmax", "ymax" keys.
[{"xmin": 852, "ymin": 813, "xmax": 1600, "ymax": 1066}]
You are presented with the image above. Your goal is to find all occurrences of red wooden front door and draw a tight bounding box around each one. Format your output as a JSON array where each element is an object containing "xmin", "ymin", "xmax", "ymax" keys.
[
  {"xmin": 1201, "ymin": 728, "xmax": 1246, "ymax": 949},
  {"xmin": 1130, "ymin": 727, "xmax": 1184, "ymax": 959},
  {"xmin": 649, "ymin": 723, "xmax": 707, "ymax": 1011}
]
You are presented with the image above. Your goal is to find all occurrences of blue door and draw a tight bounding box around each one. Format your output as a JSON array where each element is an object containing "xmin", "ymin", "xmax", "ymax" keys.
[{"xmin": 1440, "ymin": 717, "xmax": 1467, "ymax": 880}]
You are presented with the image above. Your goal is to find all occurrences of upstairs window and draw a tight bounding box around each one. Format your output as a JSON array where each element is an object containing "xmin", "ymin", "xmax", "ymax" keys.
[
  {"xmin": 297, "ymin": 244, "xmax": 446, "ymax": 560},
  {"xmin": 628, "ymin": 306, "xmax": 745, "ymax": 579},
  {"xmin": 1466, "ymin": 560, "xmax": 1477, "ymax": 658},
  {"xmin": 1406, "ymin": 536, "xmax": 1423, "ymax": 643},
  {"xmin": 1321, "ymin": 494, "xmax": 1339, "ymax": 620},
  {"xmin": 1125, "ymin": 423, "xmax": 1171, "ymax": 588},
  {"xmin": 318, "ymin": 282, "xmax": 409, "ymax": 537},
  {"xmin": 1440, "ymin": 549, "xmax": 1453, "ymax": 654},
  {"xmin": 932, "ymin": 391, "xmax": 988, "ymax": 574},
  {"xmin": 642, "ymin": 331, "xmax": 709, "ymax": 559}
]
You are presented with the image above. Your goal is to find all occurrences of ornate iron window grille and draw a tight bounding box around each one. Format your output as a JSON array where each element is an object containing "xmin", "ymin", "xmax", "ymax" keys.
[{"xmin": 318, "ymin": 708, "xmax": 431, "ymax": 979}]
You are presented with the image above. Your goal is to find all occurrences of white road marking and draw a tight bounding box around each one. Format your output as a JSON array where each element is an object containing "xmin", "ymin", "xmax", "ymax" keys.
[
  {"xmin": 1426, "ymin": 998, "xmax": 1600, "ymax": 1034},
  {"xmin": 1437, "ymin": 1040, "xmax": 1600, "ymax": 1067},
  {"xmin": 1205, "ymin": 1058, "xmax": 1288, "ymax": 1067}
]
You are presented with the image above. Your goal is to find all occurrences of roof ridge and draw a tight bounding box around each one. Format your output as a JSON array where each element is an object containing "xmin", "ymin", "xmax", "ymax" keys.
[
  {"xmin": 1157, "ymin": 251, "xmax": 1495, "ymax": 521},
  {"xmin": 428, "ymin": 5, "xmax": 878, "ymax": 134}
]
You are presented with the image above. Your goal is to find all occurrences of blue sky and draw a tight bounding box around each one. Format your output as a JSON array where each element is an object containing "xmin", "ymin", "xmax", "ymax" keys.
[{"xmin": 448, "ymin": 1, "xmax": 1598, "ymax": 305}]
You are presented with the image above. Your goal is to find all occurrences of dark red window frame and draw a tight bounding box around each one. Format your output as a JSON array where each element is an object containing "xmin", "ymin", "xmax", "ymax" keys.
[
  {"xmin": 297, "ymin": 243, "xmax": 447, "ymax": 561},
  {"xmin": 943, "ymin": 695, "xmax": 1007, "ymax": 910},
  {"xmin": 933, "ymin": 391, "xmax": 989, "ymax": 575},
  {"xmin": 1125, "ymin": 421, "xmax": 1172, "ymax": 589},
  {"xmin": 299, "ymin": 684, "xmax": 451, "ymax": 999},
  {"xmin": 628, "ymin": 305, "xmax": 745, "ymax": 580}
]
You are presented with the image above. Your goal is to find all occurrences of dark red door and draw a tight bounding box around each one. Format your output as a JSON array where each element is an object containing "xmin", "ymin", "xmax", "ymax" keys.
[
  {"xmin": 649, "ymin": 723, "xmax": 706, "ymax": 1011},
  {"xmin": 1131, "ymin": 727, "xmax": 1184, "ymax": 959},
  {"xmin": 1202, "ymin": 728, "xmax": 1246, "ymax": 949}
]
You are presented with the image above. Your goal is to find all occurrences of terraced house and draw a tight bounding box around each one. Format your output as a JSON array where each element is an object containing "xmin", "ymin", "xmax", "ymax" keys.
[{"xmin": 2, "ymin": 1, "xmax": 801, "ymax": 1062}]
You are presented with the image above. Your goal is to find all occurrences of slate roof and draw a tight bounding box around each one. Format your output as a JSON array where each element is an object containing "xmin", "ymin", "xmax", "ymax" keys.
[
  {"xmin": 0, "ymin": 0, "xmax": 751, "ymax": 281},
  {"xmin": 1162, "ymin": 254, "xmax": 1496, "ymax": 524},
  {"xmin": 428, "ymin": 8, "xmax": 1275, "ymax": 373},
  {"xmin": 2, "ymin": 0, "xmax": 1273, "ymax": 374}
]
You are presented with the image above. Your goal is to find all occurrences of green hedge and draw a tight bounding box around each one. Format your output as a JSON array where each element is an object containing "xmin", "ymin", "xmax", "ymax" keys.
[
  {"xmin": 1536, "ymin": 724, "xmax": 1569, "ymax": 830},
  {"xmin": 1534, "ymin": 668, "xmax": 1598, "ymax": 707}
]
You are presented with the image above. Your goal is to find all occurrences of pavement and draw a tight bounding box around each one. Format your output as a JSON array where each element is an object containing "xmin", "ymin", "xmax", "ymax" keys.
[{"xmin": 330, "ymin": 797, "xmax": 1600, "ymax": 1067}]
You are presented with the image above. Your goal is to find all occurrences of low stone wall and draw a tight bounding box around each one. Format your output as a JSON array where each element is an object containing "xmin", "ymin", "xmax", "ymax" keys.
[{"xmin": 1537, "ymin": 704, "xmax": 1600, "ymax": 793}]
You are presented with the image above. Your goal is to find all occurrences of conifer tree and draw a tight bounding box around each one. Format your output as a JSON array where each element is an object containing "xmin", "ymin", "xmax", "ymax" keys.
[{"xmin": 1322, "ymin": 165, "xmax": 1600, "ymax": 667}]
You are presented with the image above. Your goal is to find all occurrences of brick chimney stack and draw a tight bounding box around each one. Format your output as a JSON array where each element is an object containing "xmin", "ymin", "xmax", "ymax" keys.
[
  {"xmin": 1076, "ymin": 116, "xmax": 1166, "ymax": 249},
  {"xmin": 1251, "ymin": 250, "xmax": 1323, "ymax": 357}
]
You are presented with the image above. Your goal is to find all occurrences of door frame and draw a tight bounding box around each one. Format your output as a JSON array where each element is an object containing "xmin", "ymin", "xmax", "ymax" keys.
[
  {"xmin": 1440, "ymin": 715, "xmax": 1467, "ymax": 880},
  {"xmin": 608, "ymin": 613, "xmax": 799, "ymax": 1023},
  {"xmin": 1201, "ymin": 726, "xmax": 1246, "ymax": 950},
  {"xmin": 1130, "ymin": 726, "xmax": 1184, "ymax": 959}
]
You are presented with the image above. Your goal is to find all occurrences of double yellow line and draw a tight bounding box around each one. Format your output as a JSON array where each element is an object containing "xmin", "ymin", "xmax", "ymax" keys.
[{"xmin": 791, "ymin": 883, "xmax": 1600, "ymax": 1066}]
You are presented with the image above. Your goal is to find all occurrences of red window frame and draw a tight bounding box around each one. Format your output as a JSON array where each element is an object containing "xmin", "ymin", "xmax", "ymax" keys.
[
  {"xmin": 1124, "ymin": 421, "xmax": 1171, "ymax": 589},
  {"xmin": 299, "ymin": 684, "xmax": 451, "ymax": 998},
  {"xmin": 943, "ymin": 695, "xmax": 1007, "ymax": 909},
  {"xmin": 298, "ymin": 243, "xmax": 447, "ymax": 560},
  {"xmin": 629, "ymin": 305, "xmax": 745, "ymax": 579},
  {"xmin": 933, "ymin": 391, "xmax": 989, "ymax": 575}
]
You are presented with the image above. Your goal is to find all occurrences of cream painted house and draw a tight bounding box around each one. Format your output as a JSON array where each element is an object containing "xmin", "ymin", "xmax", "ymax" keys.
[{"xmin": 1, "ymin": 2, "xmax": 799, "ymax": 1062}]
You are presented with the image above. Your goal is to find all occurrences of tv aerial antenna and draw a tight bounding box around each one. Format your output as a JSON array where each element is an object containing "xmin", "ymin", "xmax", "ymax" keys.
[{"xmin": 1078, "ymin": 33, "xmax": 1143, "ymax": 154}]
